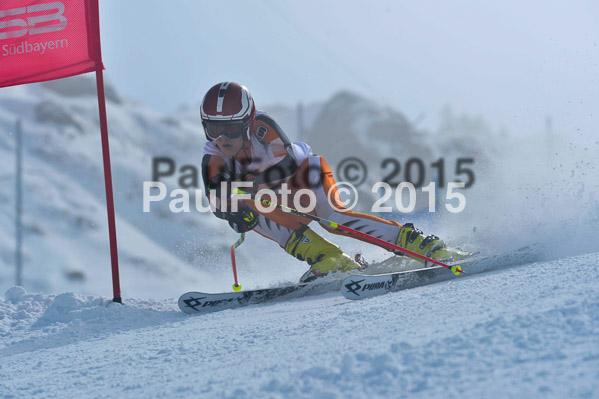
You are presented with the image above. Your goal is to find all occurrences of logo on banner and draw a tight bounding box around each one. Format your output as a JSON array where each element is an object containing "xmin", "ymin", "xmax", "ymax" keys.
[
  {"xmin": 1, "ymin": 2, "xmax": 69, "ymax": 57},
  {"xmin": 0, "ymin": 2, "xmax": 67, "ymax": 40}
]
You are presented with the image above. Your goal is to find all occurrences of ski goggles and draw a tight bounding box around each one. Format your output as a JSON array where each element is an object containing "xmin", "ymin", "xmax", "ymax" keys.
[{"xmin": 203, "ymin": 121, "xmax": 248, "ymax": 141}]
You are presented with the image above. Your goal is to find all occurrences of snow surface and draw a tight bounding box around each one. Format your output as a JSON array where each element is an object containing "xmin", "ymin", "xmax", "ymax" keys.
[
  {"xmin": 2, "ymin": 74, "xmax": 599, "ymax": 398},
  {"xmin": 2, "ymin": 252, "xmax": 598, "ymax": 398}
]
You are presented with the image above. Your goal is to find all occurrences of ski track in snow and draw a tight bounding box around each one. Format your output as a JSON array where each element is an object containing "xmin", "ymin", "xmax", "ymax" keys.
[{"xmin": 1, "ymin": 253, "xmax": 598, "ymax": 399}]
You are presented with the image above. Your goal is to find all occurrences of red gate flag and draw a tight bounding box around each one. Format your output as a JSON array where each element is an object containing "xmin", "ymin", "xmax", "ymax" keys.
[
  {"xmin": 1, "ymin": 0, "xmax": 122, "ymax": 302},
  {"xmin": 0, "ymin": 0, "xmax": 103, "ymax": 88}
]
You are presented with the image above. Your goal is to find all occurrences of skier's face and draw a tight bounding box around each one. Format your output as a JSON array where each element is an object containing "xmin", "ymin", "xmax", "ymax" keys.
[{"xmin": 215, "ymin": 135, "xmax": 244, "ymax": 157}]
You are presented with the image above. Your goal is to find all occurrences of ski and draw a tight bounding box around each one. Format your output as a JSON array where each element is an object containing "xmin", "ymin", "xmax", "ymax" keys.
[
  {"xmin": 181, "ymin": 245, "xmax": 543, "ymax": 310},
  {"xmin": 341, "ymin": 265, "xmax": 456, "ymax": 300},
  {"xmin": 178, "ymin": 283, "xmax": 310, "ymax": 314},
  {"xmin": 341, "ymin": 244, "xmax": 543, "ymax": 300}
]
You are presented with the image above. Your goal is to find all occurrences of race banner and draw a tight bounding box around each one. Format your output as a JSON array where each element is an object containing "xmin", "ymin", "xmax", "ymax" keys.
[
  {"xmin": 0, "ymin": 0, "xmax": 103, "ymax": 88},
  {"xmin": 1, "ymin": 0, "xmax": 121, "ymax": 302}
]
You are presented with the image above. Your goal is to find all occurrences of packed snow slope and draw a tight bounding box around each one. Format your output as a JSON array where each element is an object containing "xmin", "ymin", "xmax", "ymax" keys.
[
  {"xmin": 2, "ymin": 75, "xmax": 598, "ymax": 398},
  {"xmin": 2, "ymin": 251, "xmax": 598, "ymax": 398}
]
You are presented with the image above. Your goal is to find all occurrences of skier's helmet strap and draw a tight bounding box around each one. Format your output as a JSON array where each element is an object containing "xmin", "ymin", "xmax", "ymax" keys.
[{"xmin": 200, "ymin": 82, "xmax": 256, "ymax": 141}]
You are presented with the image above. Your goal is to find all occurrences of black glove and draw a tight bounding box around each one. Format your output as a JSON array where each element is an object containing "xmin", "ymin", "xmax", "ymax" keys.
[{"xmin": 226, "ymin": 207, "xmax": 258, "ymax": 233}]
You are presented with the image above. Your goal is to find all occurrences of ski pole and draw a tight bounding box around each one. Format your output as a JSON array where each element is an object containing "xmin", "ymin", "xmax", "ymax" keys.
[
  {"xmin": 230, "ymin": 233, "xmax": 245, "ymax": 291},
  {"xmin": 235, "ymin": 189, "xmax": 463, "ymax": 276}
]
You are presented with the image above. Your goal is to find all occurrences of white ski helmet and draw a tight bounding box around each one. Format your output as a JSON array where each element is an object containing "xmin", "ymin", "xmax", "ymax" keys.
[{"xmin": 200, "ymin": 82, "xmax": 256, "ymax": 141}]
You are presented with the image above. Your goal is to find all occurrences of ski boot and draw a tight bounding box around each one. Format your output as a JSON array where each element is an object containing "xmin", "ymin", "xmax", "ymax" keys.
[
  {"xmin": 285, "ymin": 226, "xmax": 360, "ymax": 283},
  {"xmin": 395, "ymin": 223, "xmax": 470, "ymax": 266}
]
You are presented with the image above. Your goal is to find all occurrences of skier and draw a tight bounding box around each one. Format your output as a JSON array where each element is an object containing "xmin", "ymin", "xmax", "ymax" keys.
[{"xmin": 200, "ymin": 82, "xmax": 468, "ymax": 282}]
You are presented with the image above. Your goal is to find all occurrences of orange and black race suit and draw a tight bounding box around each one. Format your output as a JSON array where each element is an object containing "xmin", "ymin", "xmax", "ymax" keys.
[{"xmin": 201, "ymin": 111, "xmax": 401, "ymax": 248}]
